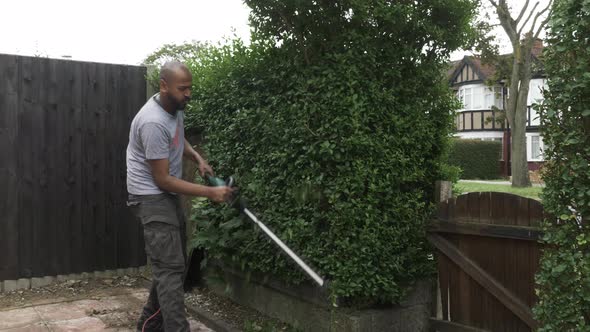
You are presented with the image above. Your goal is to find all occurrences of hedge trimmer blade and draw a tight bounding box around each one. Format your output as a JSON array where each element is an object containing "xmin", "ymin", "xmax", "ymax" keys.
[
  {"xmin": 206, "ymin": 175, "xmax": 325, "ymax": 287},
  {"xmin": 242, "ymin": 208, "xmax": 325, "ymax": 287}
]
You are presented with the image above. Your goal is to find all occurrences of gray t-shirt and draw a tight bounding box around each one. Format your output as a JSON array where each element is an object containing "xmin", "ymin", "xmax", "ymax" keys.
[{"xmin": 126, "ymin": 94, "xmax": 184, "ymax": 195}]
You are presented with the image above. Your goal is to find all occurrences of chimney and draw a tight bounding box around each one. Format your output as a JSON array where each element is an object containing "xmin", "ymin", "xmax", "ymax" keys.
[{"xmin": 532, "ymin": 38, "xmax": 544, "ymax": 57}]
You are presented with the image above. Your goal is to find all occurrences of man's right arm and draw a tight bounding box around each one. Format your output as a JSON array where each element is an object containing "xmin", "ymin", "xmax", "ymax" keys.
[{"xmin": 148, "ymin": 158, "xmax": 233, "ymax": 203}]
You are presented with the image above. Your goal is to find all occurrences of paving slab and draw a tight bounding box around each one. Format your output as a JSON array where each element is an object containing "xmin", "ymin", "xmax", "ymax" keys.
[
  {"xmin": 0, "ymin": 307, "xmax": 43, "ymax": 330},
  {"xmin": 0, "ymin": 290, "xmax": 214, "ymax": 331},
  {"xmin": 0, "ymin": 322, "xmax": 50, "ymax": 332}
]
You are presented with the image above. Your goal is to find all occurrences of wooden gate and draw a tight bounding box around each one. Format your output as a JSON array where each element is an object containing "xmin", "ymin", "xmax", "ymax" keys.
[{"xmin": 429, "ymin": 192, "xmax": 544, "ymax": 332}]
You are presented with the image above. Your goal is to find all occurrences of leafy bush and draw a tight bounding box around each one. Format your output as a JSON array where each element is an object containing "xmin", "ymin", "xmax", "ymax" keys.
[
  {"xmin": 187, "ymin": 0, "xmax": 478, "ymax": 306},
  {"xmin": 447, "ymin": 139, "xmax": 501, "ymax": 179},
  {"xmin": 533, "ymin": 0, "xmax": 590, "ymax": 330},
  {"xmin": 143, "ymin": 41, "xmax": 209, "ymax": 98}
]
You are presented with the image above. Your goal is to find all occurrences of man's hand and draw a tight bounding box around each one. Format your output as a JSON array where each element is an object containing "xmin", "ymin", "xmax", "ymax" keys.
[
  {"xmin": 184, "ymin": 139, "xmax": 214, "ymax": 177},
  {"xmin": 195, "ymin": 154, "xmax": 214, "ymax": 177},
  {"xmin": 208, "ymin": 186, "xmax": 234, "ymax": 203},
  {"xmin": 148, "ymin": 158, "xmax": 234, "ymax": 201}
]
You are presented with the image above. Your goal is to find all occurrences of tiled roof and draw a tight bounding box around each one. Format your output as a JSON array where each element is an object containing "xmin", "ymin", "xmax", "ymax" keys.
[{"xmin": 448, "ymin": 39, "xmax": 545, "ymax": 84}]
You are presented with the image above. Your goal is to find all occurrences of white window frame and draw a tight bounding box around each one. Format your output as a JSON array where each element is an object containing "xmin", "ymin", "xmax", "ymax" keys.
[
  {"xmin": 529, "ymin": 106, "xmax": 541, "ymax": 126},
  {"xmin": 457, "ymin": 84, "xmax": 503, "ymax": 111},
  {"xmin": 527, "ymin": 134, "xmax": 544, "ymax": 161},
  {"xmin": 527, "ymin": 79, "xmax": 547, "ymax": 106},
  {"xmin": 464, "ymin": 87, "xmax": 473, "ymax": 109},
  {"xmin": 484, "ymin": 86, "xmax": 503, "ymax": 109}
]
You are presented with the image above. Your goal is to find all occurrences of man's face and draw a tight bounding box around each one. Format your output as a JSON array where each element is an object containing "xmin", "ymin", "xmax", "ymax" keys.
[{"xmin": 161, "ymin": 69, "xmax": 192, "ymax": 111}]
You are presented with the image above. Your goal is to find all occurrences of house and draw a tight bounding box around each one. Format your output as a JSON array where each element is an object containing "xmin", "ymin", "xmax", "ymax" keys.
[{"xmin": 447, "ymin": 39, "xmax": 546, "ymax": 176}]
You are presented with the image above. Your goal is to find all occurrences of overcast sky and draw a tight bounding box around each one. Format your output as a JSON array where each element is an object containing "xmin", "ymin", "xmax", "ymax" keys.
[
  {"xmin": 0, "ymin": 0, "xmax": 251, "ymax": 65},
  {"xmin": 1, "ymin": 0, "xmax": 550, "ymax": 65},
  {"xmin": 453, "ymin": 0, "xmax": 552, "ymax": 59}
]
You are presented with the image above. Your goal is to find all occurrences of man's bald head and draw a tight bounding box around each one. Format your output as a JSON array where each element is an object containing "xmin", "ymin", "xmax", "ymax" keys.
[
  {"xmin": 159, "ymin": 61, "xmax": 193, "ymax": 113},
  {"xmin": 160, "ymin": 61, "xmax": 191, "ymax": 82}
]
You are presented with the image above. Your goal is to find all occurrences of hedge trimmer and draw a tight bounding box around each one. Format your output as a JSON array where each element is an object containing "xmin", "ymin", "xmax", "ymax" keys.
[{"xmin": 205, "ymin": 175, "xmax": 325, "ymax": 287}]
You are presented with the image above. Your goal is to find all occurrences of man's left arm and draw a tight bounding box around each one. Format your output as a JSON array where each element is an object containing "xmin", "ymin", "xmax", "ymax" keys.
[{"xmin": 184, "ymin": 138, "xmax": 214, "ymax": 177}]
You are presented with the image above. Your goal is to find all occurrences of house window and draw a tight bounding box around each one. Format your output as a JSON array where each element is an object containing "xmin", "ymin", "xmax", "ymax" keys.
[
  {"xmin": 463, "ymin": 87, "xmax": 473, "ymax": 109},
  {"xmin": 458, "ymin": 85, "xmax": 501, "ymax": 110},
  {"xmin": 457, "ymin": 89, "xmax": 464, "ymax": 108},
  {"xmin": 472, "ymin": 87, "xmax": 484, "ymax": 109},
  {"xmin": 484, "ymin": 87, "xmax": 503, "ymax": 109},
  {"xmin": 528, "ymin": 79, "xmax": 546, "ymax": 106},
  {"xmin": 528, "ymin": 106, "xmax": 541, "ymax": 126},
  {"xmin": 531, "ymin": 135, "xmax": 543, "ymax": 160}
]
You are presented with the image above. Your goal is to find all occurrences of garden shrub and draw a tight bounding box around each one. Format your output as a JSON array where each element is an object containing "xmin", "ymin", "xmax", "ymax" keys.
[
  {"xmin": 447, "ymin": 139, "xmax": 502, "ymax": 179},
  {"xmin": 185, "ymin": 0, "xmax": 478, "ymax": 305},
  {"xmin": 533, "ymin": 0, "xmax": 590, "ymax": 330}
]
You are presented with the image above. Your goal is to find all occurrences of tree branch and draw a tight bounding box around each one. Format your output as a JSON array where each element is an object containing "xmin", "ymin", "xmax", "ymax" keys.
[
  {"xmin": 496, "ymin": 1, "xmax": 520, "ymax": 44},
  {"xmin": 488, "ymin": 0, "xmax": 498, "ymax": 8},
  {"xmin": 534, "ymin": 0, "xmax": 554, "ymax": 38},
  {"xmin": 277, "ymin": 9, "xmax": 311, "ymax": 65},
  {"xmin": 517, "ymin": 2, "xmax": 539, "ymax": 35},
  {"xmin": 515, "ymin": 0, "xmax": 530, "ymax": 25},
  {"xmin": 529, "ymin": 0, "xmax": 552, "ymax": 35}
]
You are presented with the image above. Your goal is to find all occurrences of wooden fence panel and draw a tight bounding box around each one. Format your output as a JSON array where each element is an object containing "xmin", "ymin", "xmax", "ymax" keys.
[
  {"xmin": 103, "ymin": 63, "xmax": 119, "ymax": 271},
  {"xmin": 430, "ymin": 192, "xmax": 544, "ymax": 332},
  {"xmin": 114, "ymin": 66, "xmax": 131, "ymax": 269},
  {"xmin": 66, "ymin": 60, "xmax": 85, "ymax": 274},
  {"xmin": 0, "ymin": 54, "xmax": 147, "ymax": 281},
  {"xmin": 126, "ymin": 65, "xmax": 147, "ymax": 268},
  {"xmin": 0, "ymin": 54, "xmax": 20, "ymax": 280},
  {"xmin": 18, "ymin": 55, "xmax": 42, "ymax": 278}
]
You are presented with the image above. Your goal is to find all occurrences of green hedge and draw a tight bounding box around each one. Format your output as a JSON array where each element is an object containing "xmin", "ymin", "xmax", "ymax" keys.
[
  {"xmin": 184, "ymin": 0, "xmax": 478, "ymax": 306},
  {"xmin": 448, "ymin": 139, "xmax": 501, "ymax": 179},
  {"xmin": 534, "ymin": 0, "xmax": 590, "ymax": 330}
]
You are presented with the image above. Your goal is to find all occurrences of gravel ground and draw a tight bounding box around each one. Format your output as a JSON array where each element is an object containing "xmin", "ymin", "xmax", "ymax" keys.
[{"xmin": 185, "ymin": 286, "xmax": 296, "ymax": 332}]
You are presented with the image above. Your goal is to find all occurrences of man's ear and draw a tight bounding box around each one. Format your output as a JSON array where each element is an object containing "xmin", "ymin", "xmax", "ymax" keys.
[{"xmin": 159, "ymin": 78, "xmax": 167, "ymax": 92}]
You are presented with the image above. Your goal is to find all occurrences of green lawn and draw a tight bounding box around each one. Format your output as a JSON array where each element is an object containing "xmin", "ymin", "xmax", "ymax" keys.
[{"xmin": 455, "ymin": 181, "xmax": 543, "ymax": 200}]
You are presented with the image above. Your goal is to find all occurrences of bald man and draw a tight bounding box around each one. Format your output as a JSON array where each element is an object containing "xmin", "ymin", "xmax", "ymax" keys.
[{"xmin": 126, "ymin": 61, "xmax": 233, "ymax": 331}]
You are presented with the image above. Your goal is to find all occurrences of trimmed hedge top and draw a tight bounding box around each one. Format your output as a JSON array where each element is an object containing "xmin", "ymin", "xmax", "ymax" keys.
[{"xmin": 448, "ymin": 139, "xmax": 502, "ymax": 180}]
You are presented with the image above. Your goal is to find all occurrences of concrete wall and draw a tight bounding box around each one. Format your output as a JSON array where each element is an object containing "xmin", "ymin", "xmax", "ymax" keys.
[
  {"xmin": 1, "ymin": 267, "xmax": 148, "ymax": 293},
  {"xmin": 201, "ymin": 263, "xmax": 433, "ymax": 332}
]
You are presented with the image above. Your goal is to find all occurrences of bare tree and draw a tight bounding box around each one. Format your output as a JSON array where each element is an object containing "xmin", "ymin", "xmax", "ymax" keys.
[{"xmin": 487, "ymin": 0, "xmax": 552, "ymax": 187}]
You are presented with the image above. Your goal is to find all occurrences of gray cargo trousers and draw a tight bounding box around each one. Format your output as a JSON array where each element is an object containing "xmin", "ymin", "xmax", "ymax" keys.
[{"xmin": 128, "ymin": 193, "xmax": 189, "ymax": 332}]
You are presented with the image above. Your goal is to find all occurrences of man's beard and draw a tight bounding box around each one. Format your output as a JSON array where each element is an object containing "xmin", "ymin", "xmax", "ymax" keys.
[{"xmin": 165, "ymin": 95, "xmax": 189, "ymax": 112}]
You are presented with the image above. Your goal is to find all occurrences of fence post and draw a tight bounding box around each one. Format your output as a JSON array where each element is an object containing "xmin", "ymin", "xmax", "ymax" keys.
[
  {"xmin": 432, "ymin": 180, "xmax": 452, "ymax": 324},
  {"xmin": 435, "ymin": 180, "xmax": 452, "ymax": 204}
]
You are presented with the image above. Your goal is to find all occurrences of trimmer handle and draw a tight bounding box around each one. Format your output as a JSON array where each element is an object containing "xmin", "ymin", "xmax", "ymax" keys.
[
  {"xmin": 205, "ymin": 174, "xmax": 229, "ymax": 187},
  {"xmin": 205, "ymin": 175, "xmax": 245, "ymax": 211}
]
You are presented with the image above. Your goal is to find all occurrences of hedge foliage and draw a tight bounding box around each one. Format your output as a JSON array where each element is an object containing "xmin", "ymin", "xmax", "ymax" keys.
[
  {"xmin": 447, "ymin": 139, "xmax": 501, "ymax": 180},
  {"xmin": 184, "ymin": 0, "xmax": 478, "ymax": 306},
  {"xmin": 534, "ymin": 0, "xmax": 590, "ymax": 330}
]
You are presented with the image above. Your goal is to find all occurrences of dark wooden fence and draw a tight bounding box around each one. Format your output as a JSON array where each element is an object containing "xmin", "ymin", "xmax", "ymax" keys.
[
  {"xmin": 0, "ymin": 53, "xmax": 147, "ymax": 281},
  {"xmin": 429, "ymin": 192, "xmax": 544, "ymax": 332}
]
